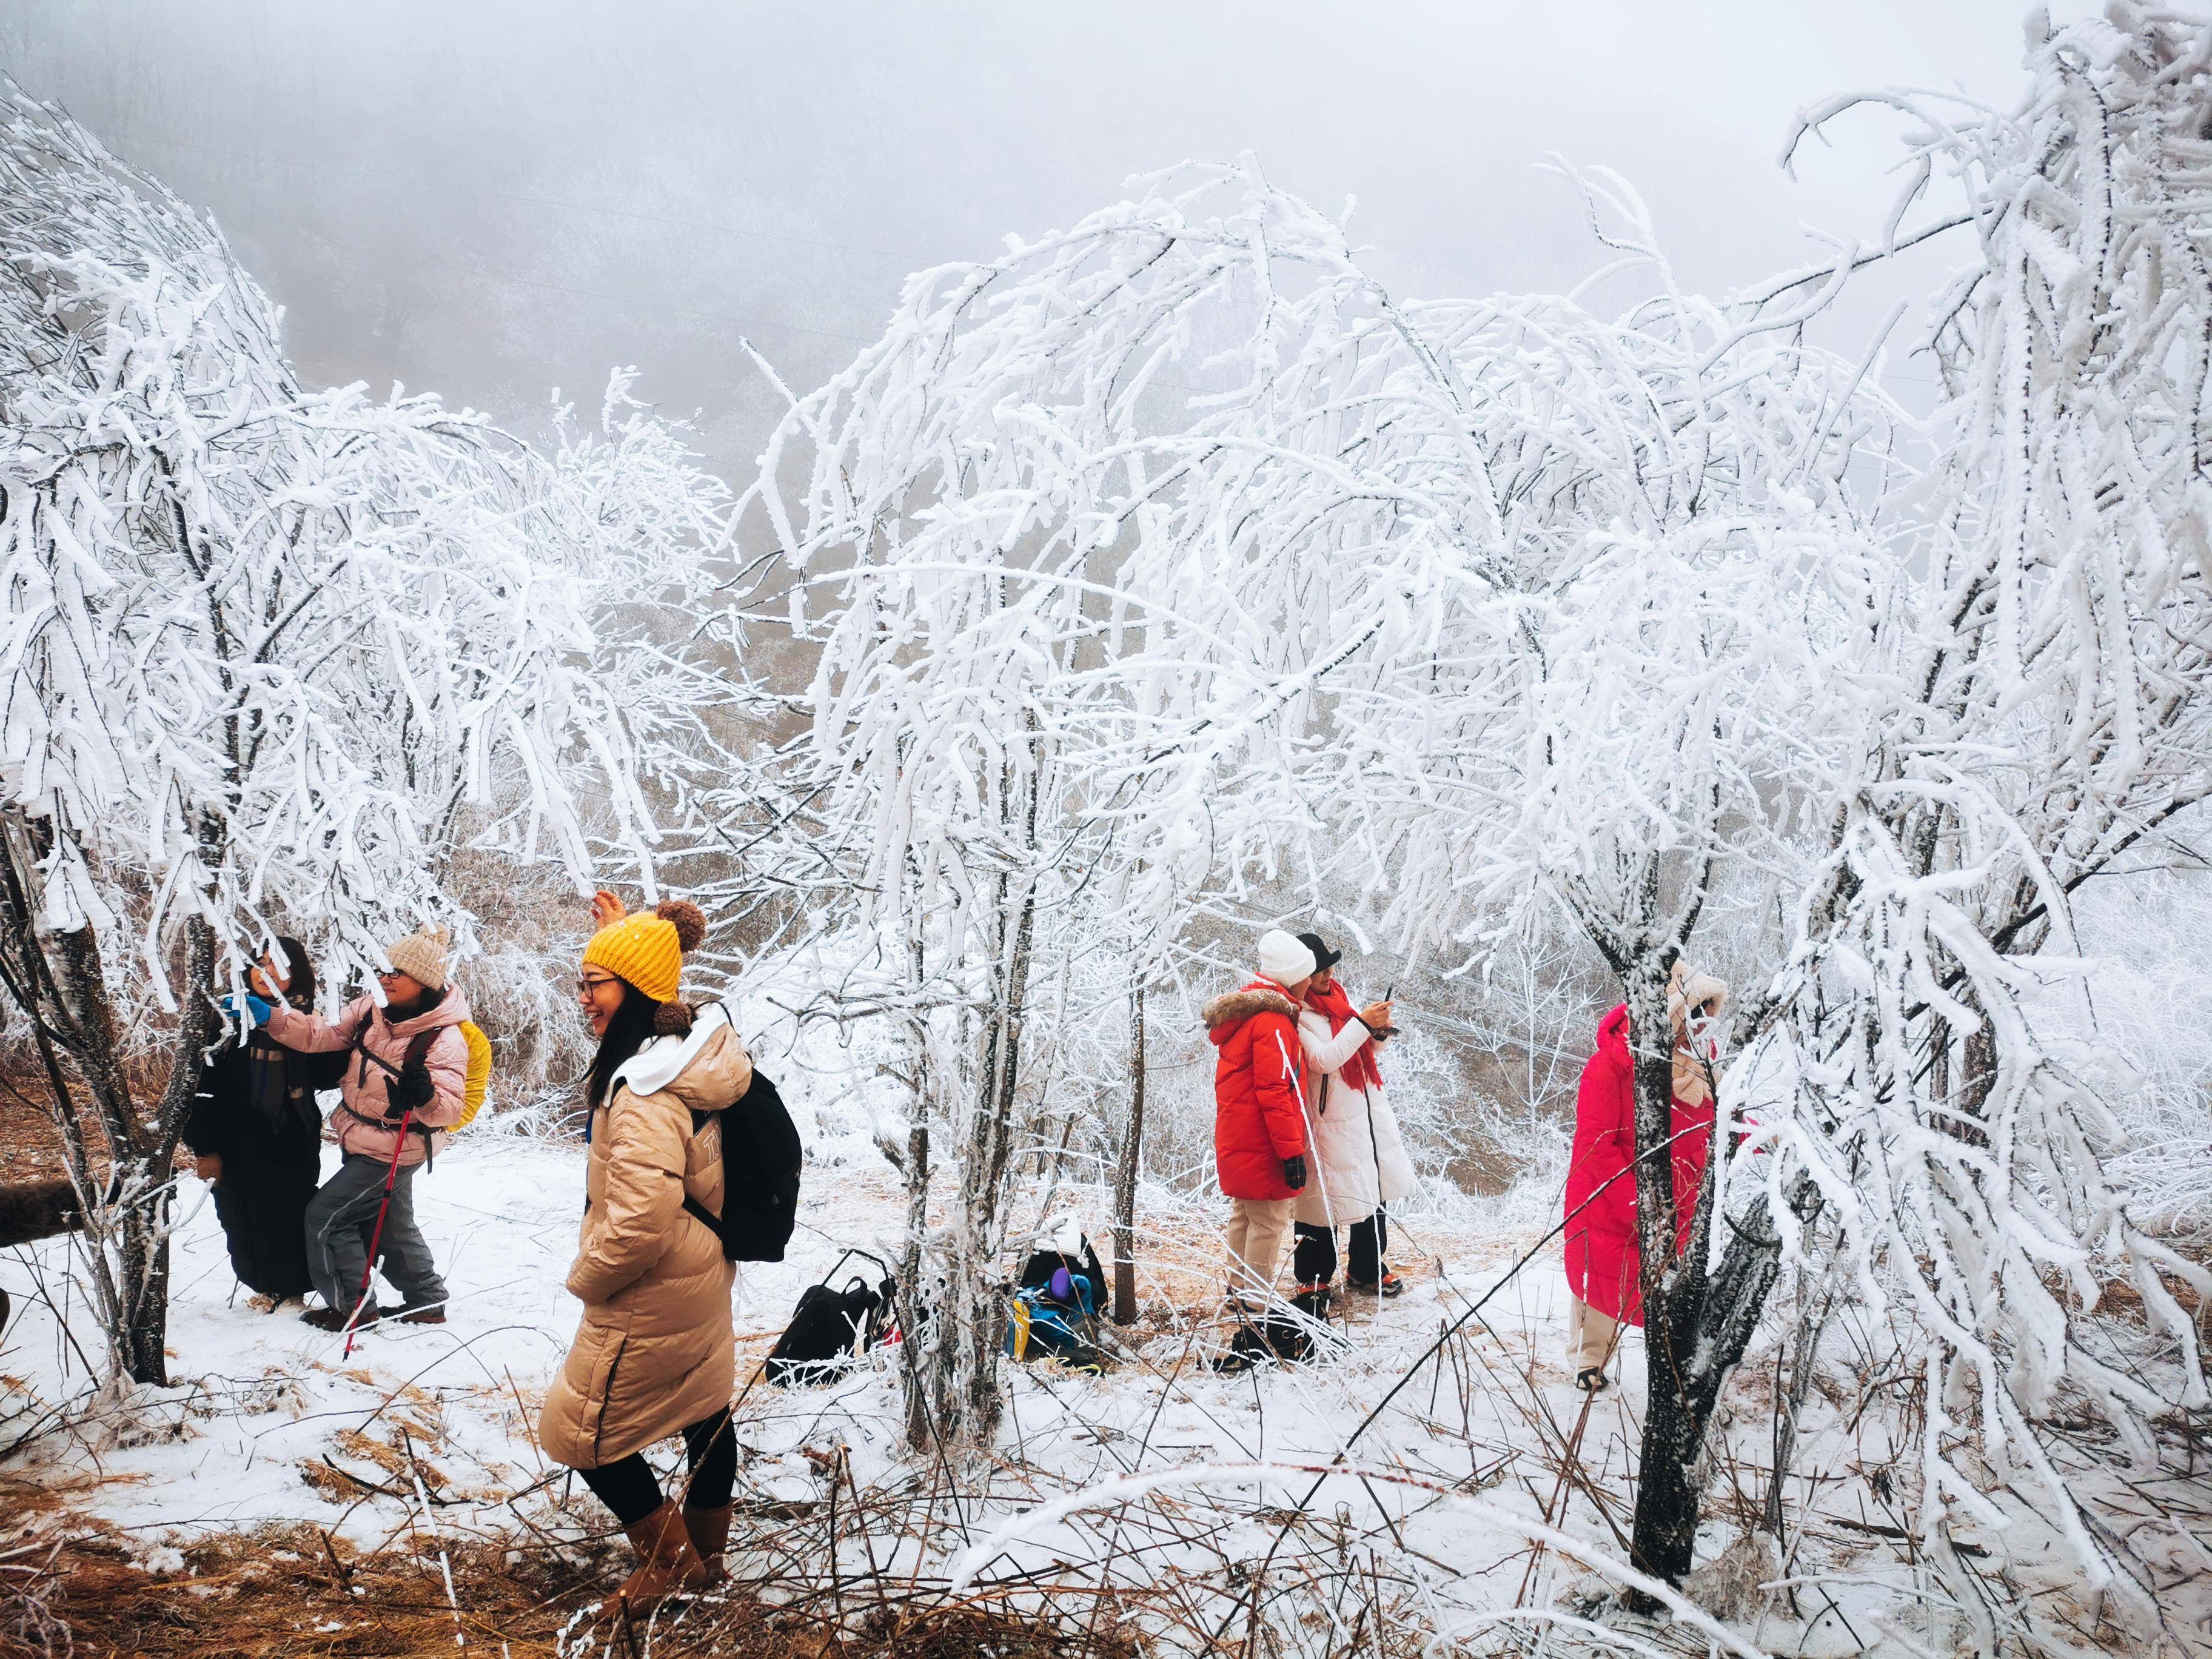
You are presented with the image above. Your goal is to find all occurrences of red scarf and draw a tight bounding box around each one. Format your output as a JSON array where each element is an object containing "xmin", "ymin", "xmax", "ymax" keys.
[{"xmin": 1305, "ymin": 979, "xmax": 1382, "ymax": 1093}]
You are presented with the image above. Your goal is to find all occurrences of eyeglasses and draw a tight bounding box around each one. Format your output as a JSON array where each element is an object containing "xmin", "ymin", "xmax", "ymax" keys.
[{"xmin": 578, "ymin": 975, "xmax": 622, "ymax": 996}]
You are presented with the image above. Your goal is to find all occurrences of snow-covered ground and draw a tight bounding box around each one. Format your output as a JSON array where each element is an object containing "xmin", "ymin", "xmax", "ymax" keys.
[{"xmin": 10, "ymin": 1123, "xmax": 2195, "ymax": 1656}]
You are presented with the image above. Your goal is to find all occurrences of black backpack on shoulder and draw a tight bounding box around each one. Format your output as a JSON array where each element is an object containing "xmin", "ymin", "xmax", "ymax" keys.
[{"xmin": 684, "ymin": 1068, "xmax": 803, "ymax": 1263}]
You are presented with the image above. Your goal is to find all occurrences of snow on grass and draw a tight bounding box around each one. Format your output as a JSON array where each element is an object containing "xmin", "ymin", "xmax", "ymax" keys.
[{"xmin": 3, "ymin": 1120, "xmax": 2197, "ymax": 1654}]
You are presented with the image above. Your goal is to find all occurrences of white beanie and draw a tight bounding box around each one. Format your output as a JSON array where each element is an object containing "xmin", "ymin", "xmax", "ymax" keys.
[
  {"xmin": 383, "ymin": 925, "xmax": 450, "ymax": 992},
  {"xmin": 1256, "ymin": 928, "xmax": 1316, "ymax": 987}
]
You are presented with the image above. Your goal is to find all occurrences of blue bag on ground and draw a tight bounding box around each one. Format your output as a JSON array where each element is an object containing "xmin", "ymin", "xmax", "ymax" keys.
[{"xmin": 1004, "ymin": 1267, "xmax": 1104, "ymax": 1372}]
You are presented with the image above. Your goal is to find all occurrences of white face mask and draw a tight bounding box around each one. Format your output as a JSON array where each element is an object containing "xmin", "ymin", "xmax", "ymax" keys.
[{"xmin": 1685, "ymin": 1011, "xmax": 1723, "ymax": 1064}]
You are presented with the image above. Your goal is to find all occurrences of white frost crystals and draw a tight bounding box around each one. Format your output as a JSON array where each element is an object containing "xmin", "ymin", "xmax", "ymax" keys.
[
  {"xmin": 0, "ymin": 86, "xmax": 719, "ymax": 1388},
  {"xmin": 0, "ymin": 89, "xmax": 672, "ymax": 1002},
  {"xmin": 697, "ymin": 8, "xmax": 2212, "ymax": 1617}
]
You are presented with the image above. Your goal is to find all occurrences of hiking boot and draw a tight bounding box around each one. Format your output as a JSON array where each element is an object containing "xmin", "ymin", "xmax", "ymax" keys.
[
  {"xmin": 682, "ymin": 1503, "xmax": 732, "ymax": 1585},
  {"xmin": 1346, "ymin": 1269, "xmax": 1405, "ymax": 1299},
  {"xmin": 302, "ymin": 1302, "xmax": 378, "ymax": 1333},
  {"xmin": 619, "ymin": 1500, "xmax": 709, "ymax": 1613},
  {"xmin": 1575, "ymin": 1367, "xmax": 1610, "ymax": 1393},
  {"xmin": 395, "ymin": 1304, "xmax": 447, "ymax": 1325}
]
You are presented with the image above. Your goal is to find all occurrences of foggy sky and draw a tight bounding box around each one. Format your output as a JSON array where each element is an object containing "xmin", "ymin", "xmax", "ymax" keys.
[{"xmin": 2, "ymin": 3, "xmax": 2058, "ymax": 473}]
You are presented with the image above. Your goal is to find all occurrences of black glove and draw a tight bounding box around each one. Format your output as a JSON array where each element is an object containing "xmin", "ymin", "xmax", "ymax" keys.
[
  {"xmin": 390, "ymin": 1053, "xmax": 434, "ymax": 1116},
  {"xmin": 1282, "ymin": 1155, "xmax": 1307, "ymax": 1192}
]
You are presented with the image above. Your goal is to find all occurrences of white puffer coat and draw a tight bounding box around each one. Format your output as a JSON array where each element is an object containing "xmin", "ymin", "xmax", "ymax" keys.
[{"xmin": 1291, "ymin": 1010, "xmax": 1415, "ymax": 1229}]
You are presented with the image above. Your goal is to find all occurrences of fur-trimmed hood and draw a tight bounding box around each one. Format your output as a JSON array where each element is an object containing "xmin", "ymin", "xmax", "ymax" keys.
[
  {"xmin": 1202, "ymin": 985, "xmax": 1301, "ymax": 1033},
  {"xmin": 1667, "ymin": 962, "xmax": 1728, "ymax": 1031},
  {"xmin": 1207, "ymin": 977, "xmax": 1310, "ymax": 1200}
]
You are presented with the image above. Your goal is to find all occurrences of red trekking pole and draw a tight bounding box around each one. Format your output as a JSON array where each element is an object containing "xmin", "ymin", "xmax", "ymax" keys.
[{"xmin": 342, "ymin": 1107, "xmax": 412, "ymax": 1359}]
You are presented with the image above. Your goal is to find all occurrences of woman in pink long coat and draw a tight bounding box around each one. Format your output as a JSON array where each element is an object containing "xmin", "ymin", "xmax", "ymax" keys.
[{"xmin": 1560, "ymin": 965, "xmax": 1725, "ymax": 1391}]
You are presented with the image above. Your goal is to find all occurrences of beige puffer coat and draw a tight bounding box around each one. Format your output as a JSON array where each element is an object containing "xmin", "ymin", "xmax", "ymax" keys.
[{"xmin": 537, "ymin": 1005, "xmax": 751, "ymax": 1470}]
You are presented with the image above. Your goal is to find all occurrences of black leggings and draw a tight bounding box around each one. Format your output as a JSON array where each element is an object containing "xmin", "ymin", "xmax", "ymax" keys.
[
  {"xmin": 1293, "ymin": 1208, "xmax": 1388, "ymax": 1286},
  {"xmin": 576, "ymin": 1407, "xmax": 736, "ymax": 1527}
]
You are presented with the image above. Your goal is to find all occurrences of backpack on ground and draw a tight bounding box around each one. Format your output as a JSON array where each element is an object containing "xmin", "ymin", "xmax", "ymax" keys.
[
  {"xmin": 1211, "ymin": 1284, "xmax": 1344, "ymax": 1372},
  {"xmin": 1017, "ymin": 1236, "xmax": 1107, "ymax": 1300},
  {"xmin": 682, "ymin": 1066, "xmax": 803, "ymax": 1263},
  {"xmin": 1017, "ymin": 1216, "xmax": 1107, "ymax": 1297},
  {"xmin": 765, "ymin": 1252, "xmax": 896, "ymax": 1387},
  {"xmin": 1005, "ymin": 1268, "xmax": 1105, "ymax": 1372},
  {"xmin": 1264, "ymin": 1282, "xmax": 1347, "ymax": 1362}
]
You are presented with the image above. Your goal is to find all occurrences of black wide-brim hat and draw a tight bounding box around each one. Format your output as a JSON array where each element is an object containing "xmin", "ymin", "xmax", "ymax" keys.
[{"xmin": 1295, "ymin": 931, "xmax": 1342, "ymax": 971}]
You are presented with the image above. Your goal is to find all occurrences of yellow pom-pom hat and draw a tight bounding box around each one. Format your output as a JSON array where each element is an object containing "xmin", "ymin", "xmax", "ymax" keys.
[{"xmin": 583, "ymin": 899, "xmax": 706, "ymax": 1004}]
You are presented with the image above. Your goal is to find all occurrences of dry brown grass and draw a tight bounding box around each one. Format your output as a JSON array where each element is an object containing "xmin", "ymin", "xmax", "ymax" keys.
[{"xmin": 0, "ymin": 1520, "xmax": 1137, "ymax": 1659}]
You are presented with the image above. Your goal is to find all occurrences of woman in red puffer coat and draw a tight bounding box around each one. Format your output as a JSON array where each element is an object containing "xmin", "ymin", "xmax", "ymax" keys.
[
  {"xmin": 1204, "ymin": 928, "xmax": 1317, "ymax": 1310},
  {"xmin": 1561, "ymin": 964, "xmax": 1725, "ymax": 1391}
]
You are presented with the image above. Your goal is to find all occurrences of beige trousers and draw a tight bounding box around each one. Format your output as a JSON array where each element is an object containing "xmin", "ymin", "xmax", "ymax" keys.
[
  {"xmin": 1225, "ymin": 1196, "xmax": 1296, "ymax": 1306},
  {"xmin": 1568, "ymin": 1296, "xmax": 1623, "ymax": 1376}
]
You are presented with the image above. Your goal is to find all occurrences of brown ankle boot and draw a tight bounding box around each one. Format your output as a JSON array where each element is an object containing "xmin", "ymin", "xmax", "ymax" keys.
[
  {"xmin": 682, "ymin": 1503, "xmax": 732, "ymax": 1584},
  {"xmin": 618, "ymin": 1500, "xmax": 708, "ymax": 1612}
]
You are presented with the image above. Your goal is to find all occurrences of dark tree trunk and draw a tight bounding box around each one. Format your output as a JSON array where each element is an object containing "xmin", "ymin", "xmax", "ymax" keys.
[
  {"xmin": 1617, "ymin": 947, "xmax": 1823, "ymax": 1592},
  {"xmin": 0, "ymin": 811, "xmax": 220, "ymax": 1389},
  {"xmin": 1630, "ymin": 1170, "xmax": 1825, "ymax": 1592},
  {"xmin": 953, "ymin": 869, "xmax": 1037, "ymax": 1436},
  {"xmin": 896, "ymin": 903, "xmax": 937, "ymax": 1452},
  {"xmin": 1622, "ymin": 956, "xmax": 1697, "ymax": 1584},
  {"xmin": 899, "ymin": 1104, "xmax": 934, "ymax": 1451},
  {"xmin": 1111, "ymin": 980, "xmax": 1145, "ymax": 1326}
]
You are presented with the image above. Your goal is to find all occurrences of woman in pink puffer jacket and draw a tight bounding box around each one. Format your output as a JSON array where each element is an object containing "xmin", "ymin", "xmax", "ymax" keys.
[{"xmin": 259, "ymin": 925, "xmax": 471, "ymax": 1330}]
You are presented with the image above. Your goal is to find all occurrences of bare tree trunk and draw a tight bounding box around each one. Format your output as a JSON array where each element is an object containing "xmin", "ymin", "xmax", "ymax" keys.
[
  {"xmin": 948, "ymin": 870, "xmax": 1037, "ymax": 1438},
  {"xmin": 1761, "ymin": 1253, "xmax": 1836, "ymax": 1540},
  {"xmin": 932, "ymin": 717, "xmax": 1046, "ymax": 1444},
  {"xmin": 1617, "ymin": 945, "xmax": 1822, "ymax": 1592},
  {"xmin": 898, "ymin": 1096, "xmax": 934, "ymax": 1450},
  {"xmin": 1112, "ymin": 979, "xmax": 1146, "ymax": 1326},
  {"xmin": 1623, "ymin": 954, "xmax": 1699, "ymax": 1586},
  {"xmin": 0, "ymin": 809, "xmax": 220, "ymax": 1389}
]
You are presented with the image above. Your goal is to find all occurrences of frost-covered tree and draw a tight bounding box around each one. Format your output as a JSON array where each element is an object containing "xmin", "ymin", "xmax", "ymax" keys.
[
  {"xmin": 712, "ymin": 155, "xmax": 1901, "ymax": 1500},
  {"xmin": 1741, "ymin": 8, "xmax": 2212, "ymax": 1621},
  {"xmin": 710, "ymin": 212, "xmax": 1354, "ymax": 1438},
  {"xmin": 0, "ymin": 92, "xmax": 711, "ymax": 1387},
  {"xmin": 1270, "ymin": 175, "xmax": 1905, "ymax": 1584}
]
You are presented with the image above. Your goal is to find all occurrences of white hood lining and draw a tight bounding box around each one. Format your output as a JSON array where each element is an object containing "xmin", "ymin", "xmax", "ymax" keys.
[{"xmin": 611, "ymin": 1001, "xmax": 733, "ymax": 1101}]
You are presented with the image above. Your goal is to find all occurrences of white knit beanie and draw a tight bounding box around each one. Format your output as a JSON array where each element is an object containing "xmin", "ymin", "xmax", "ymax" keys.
[
  {"xmin": 1256, "ymin": 928, "xmax": 1316, "ymax": 988},
  {"xmin": 383, "ymin": 925, "xmax": 450, "ymax": 992}
]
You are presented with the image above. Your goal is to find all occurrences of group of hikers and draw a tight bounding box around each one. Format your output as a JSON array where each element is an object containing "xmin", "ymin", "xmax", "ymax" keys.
[
  {"xmin": 185, "ymin": 900, "xmax": 1725, "ymax": 1610},
  {"xmin": 183, "ymin": 923, "xmax": 471, "ymax": 1332},
  {"xmin": 187, "ymin": 891, "xmax": 749, "ymax": 1608},
  {"xmin": 1204, "ymin": 927, "xmax": 1726, "ymax": 1389}
]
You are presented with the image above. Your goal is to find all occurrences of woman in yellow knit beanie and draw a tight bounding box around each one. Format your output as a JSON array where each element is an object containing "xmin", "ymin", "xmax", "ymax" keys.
[{"xmin": 541, "ymin": 888, "xmax": 754, "ymax": 1613}]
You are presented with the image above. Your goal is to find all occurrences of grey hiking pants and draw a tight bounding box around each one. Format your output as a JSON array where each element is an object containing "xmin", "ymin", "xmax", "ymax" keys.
[{"xmin": 305, "ymin": 1154, "xmax": 447, "ymax": 1315}]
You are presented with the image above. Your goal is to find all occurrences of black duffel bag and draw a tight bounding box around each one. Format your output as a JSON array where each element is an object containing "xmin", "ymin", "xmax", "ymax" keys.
[{"xmin": 764, "ymin": 1251, "xmax": 896, "ymax": 1387}]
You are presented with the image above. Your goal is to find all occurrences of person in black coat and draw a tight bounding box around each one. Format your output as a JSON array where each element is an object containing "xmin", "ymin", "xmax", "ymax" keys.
[{"xmin": 181, "ymin": 937, "xmax": 346, "ymax": 1309}]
